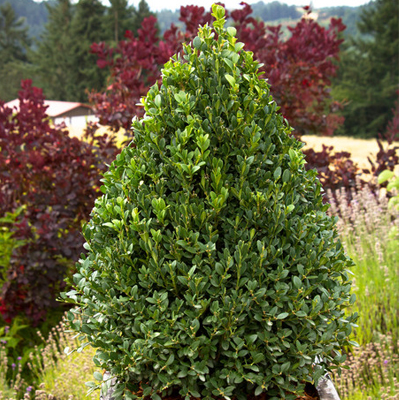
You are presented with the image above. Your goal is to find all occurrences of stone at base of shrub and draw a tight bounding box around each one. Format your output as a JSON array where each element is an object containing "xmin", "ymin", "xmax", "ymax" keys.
[
  {"xmin": 100, "ymin": 371, "xmax": 118, "ymax": 400},
  {"xmin": 316, "ymin": 375, "xmax": 341, "ymax": 400}
]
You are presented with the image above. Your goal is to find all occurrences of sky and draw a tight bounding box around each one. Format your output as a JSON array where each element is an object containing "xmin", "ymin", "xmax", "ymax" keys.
[{"xmin": 127, "ymin": 0, "xmax": 372, "ymax": 12}]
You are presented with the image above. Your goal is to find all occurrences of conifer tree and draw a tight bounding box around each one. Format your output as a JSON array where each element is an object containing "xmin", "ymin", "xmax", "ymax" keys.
[
  {"xmin": 105, "ymin": 0, "xmax": 135, "ymax": 44},
  {"xmin": 68, "ymin": 0, "xmax": 109, "ymax": 102},
  {"xmin": 333, "ymin": 0, "xmax": 399, "ymax": 138},
  {"xmin": 0, "ymin": 2, "xmax": 31, "ymax": 101},
  {"xmin": 32, "ymin": 0, "xmax": 108, "ymax": 102},
  {"xmin": 0, "ymin": 2, "xmax": 30, "ymax": 63},
  {"xmin": 131, "ymin": 0, "xmax": 154, "ymax": 34},
  {"xmin": 31, "ymin": 0, "xmax": 75, "ymax": 101}
]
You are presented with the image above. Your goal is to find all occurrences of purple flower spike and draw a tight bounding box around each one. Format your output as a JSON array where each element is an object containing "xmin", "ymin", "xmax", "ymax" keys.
[
  {"xmin": 11, "ymin": 363, "xmax": 16, "ymax": 369},
  {"xmin": 17, "ymin": 356, "xmax": 22, "ymax": 361},
  {"xmin": 26, "ymin": 386, "xmax": 33, "ymax": 392}
]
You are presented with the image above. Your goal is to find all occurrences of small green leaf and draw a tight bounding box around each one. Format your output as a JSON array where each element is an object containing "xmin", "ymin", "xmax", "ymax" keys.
[
  {"xmin": 255, "ymin": 386, "xmax": 263, "ymax": 396},
  {"xmin": 277, "ymin": 312, "xmax": 289, "ymax": 319},
  {"xmin": 286, "ymin": 204, "xmax": 295, "ymax": 213},
  {"xmin": 282, "ymin": 169, "xmax": 290, "ymax": 183},
  {"xmin": 178, "ymin": 370, "xmax": 187, "ymax": 378},
  {"xmin": 252, "ymin": 353, "xmax": 264, "ymax": 363},
  {"xmin": 166, "ymin": 354, "xmax": 175, "ymax": 365},
  {"xmin": 247, "ymin": 334, "xmax": 258, "ymax": 344},
  {"xmin": 293, "ymin": 276, "xmax": 302, "ymax": 289},
  {"xmin": 378, "ymin": 169, "xmax": 394, "ymax": 184},
  {"xmin": 193, "ymin": 36, "xmax": 201, "ymax": 49},
  {"xmin": 274, "ymin": 166, "xmax": 281, "ymax": 180},
  {"xmin": 227, "ymin": 27, "xmax": 237, "ymax": 37},
  {"xmin": 212, "ymin": 4, "xmax": 225, "ymax": 20},
  {"xmin": 281, "ymin": 361, "xmax": 291, "ymax": 373},
  {"xmin": 295, "ymin": 310, "xmax": 307, "ymax": 317},
  {"xmin": 225, "ymin": 74, "xmax": 236, "ymax": 87},
  {"xmin": 235, "ymin": 42, "xmax": 245, "ymax": 52},
  {"xmin": 94, "ymin": 371, "xmax": 103, "ymax": 381}
]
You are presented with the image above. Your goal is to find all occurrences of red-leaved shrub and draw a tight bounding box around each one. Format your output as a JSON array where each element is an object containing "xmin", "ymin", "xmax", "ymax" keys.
[
  {"xmin": 89, "ymin": 3, "xmax": 345, "ymax": 138},
  {"xmin": 0, "ymin": 80, "xmax": 119, "ymax": 324}
]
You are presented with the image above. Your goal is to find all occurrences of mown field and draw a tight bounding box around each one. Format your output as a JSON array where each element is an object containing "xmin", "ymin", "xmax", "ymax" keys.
[
  {"xmin": 69, "ymin": 126, "xmax": 398, "ymax": 174},
  {"xmin": 302, "ymin": 135, "xmax": 387, "ymax": 170}
]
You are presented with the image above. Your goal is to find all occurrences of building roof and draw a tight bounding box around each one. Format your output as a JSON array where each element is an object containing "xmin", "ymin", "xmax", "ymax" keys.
[{"xmin": 4, "ymin": 99, "xmax": 92, "ymax": 118}]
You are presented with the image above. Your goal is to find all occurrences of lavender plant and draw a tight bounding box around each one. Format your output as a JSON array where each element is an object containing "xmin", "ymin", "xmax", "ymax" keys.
[
  {"xmin": 328, "ymin": 181, "xmax": 399, "ymax": 400},
  {"xmin": 334, "ymin": 334, "xmax": 399, "ymax": 400},
  {"xmin": 27, "ymin": 320, "xmax": 99, "ymax": 400},
  {"xmin": 0, "ymin": 343, "xmax": 27, "ymax": 399},
  {"xmin": 327, "ymin": 181, "xmax": 399, "ymax": 346},
  {"xmin": 0, "ymin": 316, "xmax": 100, "ymax": 400}
]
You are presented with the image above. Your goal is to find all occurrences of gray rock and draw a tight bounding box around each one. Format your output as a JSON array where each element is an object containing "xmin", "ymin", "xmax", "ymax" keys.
[
  {"xmin": 100, "ymin": 371, "xmax": 118, "ymax": 400},
  {"xmin": 316, "ymin": 374, "xmax": 341, "ymax": 400}
]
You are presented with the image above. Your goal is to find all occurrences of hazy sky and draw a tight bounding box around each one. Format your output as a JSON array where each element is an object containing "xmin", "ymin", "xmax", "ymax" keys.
[{"xmin": 127, "ymin": 0, "xmax": 372, "ymax": 12}]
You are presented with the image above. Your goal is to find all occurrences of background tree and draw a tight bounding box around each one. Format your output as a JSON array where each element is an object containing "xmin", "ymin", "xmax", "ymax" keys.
[
  {"xmin": 0, "ymin": 80, "xmax": 119, "ymax": 324},
  {"xmin": 89, "ymin": 15, "xmax": 170, "ymax": 133},
  {"xmin": 251, "ymin": 0, "xmax": 301, "ymax": 21},
  {"xmin": 131, "ymin": 0, "xmax": 154, "ymax": 34},
  {"xmin": 318, "ymin": 5, "xmax": 365, "ymax": 38},
  {"xmin": 332, "ymin": 0, "xmax": 399, "ymax": 138},
  {"xmin": 156, "ymin": 9, "xmax": 181, "ymax": 35},
  {"xmin": 103, "ymin": 0, "xmax": 155, "ymax": 45},
  {"xmin": 0, "ymin": 0, "xmax": 48, "ymax": 39},
  {"xmin": 30, "ymin": 0, "xmax": 154, "ymax": 102},
  {"xmin": 67, "ymin": 0, "xmax": 109, "ymax": 102},
  {"xmin": 90, "ymin": 3, "xmax": 345, "ymax": 138},
  {"xmin": 0, "ymin": 2, "xmax": 31, "ymax": 101},
  {"xmin": 232, "ymin": 4, "xmax": 345, "ymax": 137},
  {"xmin": 104, "ymin": 0, "xmax": 134, "ymax": 44},
  {"xmin": 30, "ymin": 0, "xmax": 76, "ymax": 101},
  {"xmin": 0, "ymin": 2, "xmax": 30, "ymax": 62}
]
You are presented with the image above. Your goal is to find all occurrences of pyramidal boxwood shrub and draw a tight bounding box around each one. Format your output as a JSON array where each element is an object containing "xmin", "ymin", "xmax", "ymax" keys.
[{"xmin": 64, "ymin": 5, "xmax": 357, "ymax": 400}]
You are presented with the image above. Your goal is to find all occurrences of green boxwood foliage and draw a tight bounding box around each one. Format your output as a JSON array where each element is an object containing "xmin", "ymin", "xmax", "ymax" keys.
[{"xmin": 64, "ymin": 5, "xmax": 357, "ymax": 400}]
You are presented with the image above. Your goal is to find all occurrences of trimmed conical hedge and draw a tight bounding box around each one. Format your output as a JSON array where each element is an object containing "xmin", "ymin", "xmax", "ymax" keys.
[{"xmin": 65, "ymin": 5, "xmax": 357, "ymax": 400}]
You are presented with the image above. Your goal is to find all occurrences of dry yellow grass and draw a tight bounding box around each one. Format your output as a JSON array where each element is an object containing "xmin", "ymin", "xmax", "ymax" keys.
[
  {"xmin": 302, "ymin": 135, "xmax": 398, "ymax": 173},
  {"xmin": 67, "ymin": 126, "xmax": 398, "ymax": 174},
  {"xmin": 68, "ymin": 125, "xmax": 127, "ymax": 146}
]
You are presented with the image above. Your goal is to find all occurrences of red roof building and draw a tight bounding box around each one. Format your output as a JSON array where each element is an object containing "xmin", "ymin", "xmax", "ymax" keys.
[{"xmin": 5, "ymin": 99, "xmax": 98, "ymax": 128}]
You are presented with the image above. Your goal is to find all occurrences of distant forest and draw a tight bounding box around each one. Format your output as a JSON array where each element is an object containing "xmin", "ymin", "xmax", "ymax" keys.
[
  {"xmin": 0, "ymin": 0, "xmax": 366, "ymax": 38},
  {"xmin": 0, "ymin": 0, "xmax": 50, "ymax": 39}
]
